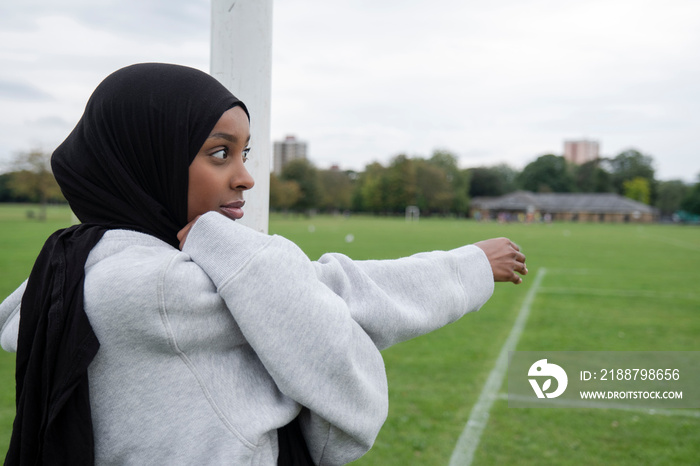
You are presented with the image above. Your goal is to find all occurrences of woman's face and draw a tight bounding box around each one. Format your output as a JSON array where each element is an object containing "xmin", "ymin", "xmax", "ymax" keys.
[{"xmin": 187, "ymin": 106, "xmax": 255, "ymax": 222}]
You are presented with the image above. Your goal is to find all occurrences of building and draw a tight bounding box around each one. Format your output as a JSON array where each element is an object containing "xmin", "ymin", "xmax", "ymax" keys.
[
  {"xmin": 471, "ymin": 191, "xmax": 658, "ymax": 223},
  {"xmin": 273, "ymin": 135, "xmax": 307, "ymax": 176},
  {"xmin": 564, "ymin": 139, "xmax": 599, "ymax": 165}
]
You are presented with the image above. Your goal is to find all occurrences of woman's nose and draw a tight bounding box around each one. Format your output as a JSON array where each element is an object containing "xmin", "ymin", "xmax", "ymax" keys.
[{"xmin": 231, "ymin": 162, "xmax": 255, "ymax": 191}]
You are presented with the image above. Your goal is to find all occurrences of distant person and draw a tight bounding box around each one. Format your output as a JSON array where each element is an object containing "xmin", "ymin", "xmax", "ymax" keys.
[{"xmin": 0, "ymin": 63, "xmax": 527, "ymax": 465}]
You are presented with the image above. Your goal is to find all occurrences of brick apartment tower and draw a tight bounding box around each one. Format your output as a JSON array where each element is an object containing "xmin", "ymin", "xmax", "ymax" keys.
[
  {"xmin": 273, "ymin": 135, "xmax": 307, "ymax": 176},
  {"xmin": 564, "ymin": 140, "xmax": 599, "ymax": 165}
]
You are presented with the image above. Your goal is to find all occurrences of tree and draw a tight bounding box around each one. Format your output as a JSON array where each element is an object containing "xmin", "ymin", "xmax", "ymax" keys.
[
  {"xmin": 517, "ymin": 154, "xmax": 575, "ymax": 193},
  {"xmin": 428, "ymin": 150, "xmax": 459, "ymax": 174},
  {"xmin": 680, "ymin": 175, "xmax": 700, "ymax": 215},
  {"xmin": 280, "ymin": 158, "xmax": 320, "ymax": 212},
  {"xmin": 0, "ymin": 173, "xmax": 22, "ymax": 202},
  {"xmin": 269, "ymin": 173, "xmax": 301, "ymax": 211},
  {"xmin": 573, "ymin": 159, "xmax": 612, "ymax": 193},
  {"xmin": 451, "ymin": 169, "xmax": 471, "ymax": 215},
  {"xmin": 354, "ymin": 162, "xmax": 387, "ymax": 213},
  {"xmin": 7, "ymin": 149, "xmax": 64, "ymax": 219},
  {"xmin": 622, "ymin": 177, "xmax": 651, "ymax": 204},
  {"xmin": 414, "ymin": 160, "xmax": 454, "ymax": 214},
  {"xmin": 655, "ymin": 180, "xmax": 689, "ymax": 216},
  {"xmin": 428, "ymin": 150, "xmax": 469, "ymax": 214},
  {"xmin": 468, "ymin": 167, "xmax": 504, "ymax": 197},
  {"xmin": 606, "ymin": 149, "xmax": 655, "ymax": 198},
  {"xmin": 468, "ymin": 164, "xmax": 518, "ymax": 198},
  {"xmin": 318, "ymin": 169, "xmax": 353, "ymax": 212},
  {"xmin": 491, "ymin": 164, "xmax": 519, "ymax": 194},
  {"xmin": 384, "ymin": 155, "xmax": 417, "ymax": 213}
]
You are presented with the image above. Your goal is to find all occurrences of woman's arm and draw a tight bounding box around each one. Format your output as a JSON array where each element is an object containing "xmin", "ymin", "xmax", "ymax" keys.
[
  {"xmin": 181, "ymin": 213, "xmax": 388, "ymax": 465},
  {"xmin": 179, "ymin": 213, "xmax": 524, "ymax": 463},
  {"xmin": 0, "ymin": 280, "xmax": 26, "ymax": 352},
  {"xmin": 311, "ymin": 237, "xmax": 525, "ymax": 350},
  {"xmin": 311, "ymin": 246, "xmax": 494, "ymax": 350}
]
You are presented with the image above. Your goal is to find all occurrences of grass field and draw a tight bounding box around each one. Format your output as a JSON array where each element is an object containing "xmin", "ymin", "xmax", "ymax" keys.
[{"xmin": 0, "ymin": 204, "xmax": 698, "ymax": 464}]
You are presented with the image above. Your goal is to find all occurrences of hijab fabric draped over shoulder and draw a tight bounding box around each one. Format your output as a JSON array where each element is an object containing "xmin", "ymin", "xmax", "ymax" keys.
[{"xmin": 7, "ymin": 63, "xmax": 244, "ymax": 465}]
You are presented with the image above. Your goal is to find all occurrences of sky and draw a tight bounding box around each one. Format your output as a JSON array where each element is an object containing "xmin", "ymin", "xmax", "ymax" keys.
[{"xmin": 1, "ymin": 0, "xmax": 699, "ymax": 182}]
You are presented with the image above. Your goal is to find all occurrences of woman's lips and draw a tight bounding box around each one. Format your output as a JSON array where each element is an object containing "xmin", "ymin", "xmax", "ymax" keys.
[{"xmin": 220, "ymin": 201, "xmax": 245, "ymax": 220}]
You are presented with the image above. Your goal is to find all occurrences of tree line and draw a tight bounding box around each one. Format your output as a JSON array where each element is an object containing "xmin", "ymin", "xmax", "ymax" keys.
[
  {"xmin": 2, "ymin": 148, "xmax": 700, "ymax": 219},
  {"xmin": 0, "ymin": 150, "xmax": 64, "ymax": 220},
  {"xmin": 272, "ymin": 148, "xmax": 700, "ymax": 218}
]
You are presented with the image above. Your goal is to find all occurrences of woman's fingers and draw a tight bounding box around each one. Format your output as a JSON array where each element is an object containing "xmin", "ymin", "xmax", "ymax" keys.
[{"xmin": 474, "ymin": 237, "xmax": 527, "ymax": 285}]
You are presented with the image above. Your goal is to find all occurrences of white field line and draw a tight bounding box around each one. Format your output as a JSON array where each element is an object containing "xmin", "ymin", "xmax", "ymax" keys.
[
  {"xmin": 500, "ymin": 393, "xmax": 700, "ymax": 418},
  {"xmin": 539, "ymin": 287, "xmax": 700, "ymax": 301},
  {"xmin": 448, "ymin": 268, "xmax": 547, "ymax": 466}
]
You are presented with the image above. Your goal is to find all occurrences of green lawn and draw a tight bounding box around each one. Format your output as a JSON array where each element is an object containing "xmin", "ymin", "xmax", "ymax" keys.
[
  {"xmin": 0, "ymin": 204, "xmax": 78, "ymax": 452},
  {"xmin": 269, "ymin": 214, "xmax": 700, "ymax": 465},
  {"xmin": 0, "ymin": 205, "xmax": 698, "ymax": 464}
]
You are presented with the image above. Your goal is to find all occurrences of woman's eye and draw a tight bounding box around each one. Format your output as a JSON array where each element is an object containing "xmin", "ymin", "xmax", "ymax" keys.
[
  {"xmin": 242, "ymin": 147, "xmax": 251, "ymax": 163},
  {"xmin": 211, "ymin": 148, "xmax": 228, "ymax": 160}
]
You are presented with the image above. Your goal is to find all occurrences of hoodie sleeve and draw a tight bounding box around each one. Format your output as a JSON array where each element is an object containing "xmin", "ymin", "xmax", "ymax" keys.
[
  {"xmin": 0, "ymin": 280, "xmax": 27, "ymax": 353},
  {"xmin": 311, "ymin": 245, "xmax": 494, "ymax": 350},
  {"xmin": 182, "ymin": 212, "xmax": 388, "ymax": 465}
]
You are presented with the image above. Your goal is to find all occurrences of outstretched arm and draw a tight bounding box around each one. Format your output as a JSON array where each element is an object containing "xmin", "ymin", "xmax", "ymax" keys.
[
  {"xmin": 180, "ymin": 213, "xmax": 388, "ymax": 465},
  {"xmin": 310, "ymin": 244, "xmax": 495, "ymax": 350},
  {"xmin": 307, "ymin": 237, "xmax": 525, "ymax": 350}
]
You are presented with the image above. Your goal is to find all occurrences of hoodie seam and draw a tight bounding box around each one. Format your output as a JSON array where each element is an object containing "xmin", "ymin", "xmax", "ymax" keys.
[
  {"xmin": 156, "ymin": 251, "xmax": 258, "ymax": 451},
  {"xmin": 316, "ymin": 421, "xmax": 333, "ymax": 466},
  {"xmin": 216, "ymin": 235, "xmax": 277, "ymax": 293}
]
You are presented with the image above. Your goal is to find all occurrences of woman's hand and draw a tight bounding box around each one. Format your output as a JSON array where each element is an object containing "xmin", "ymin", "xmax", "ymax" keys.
[
  {"xmin": 177, "ymin": 215, "xmax": 201, "ymax": 250},
  {"xmin": 474, "ymin": 237, "xmax": 527, "ymax": 284}
]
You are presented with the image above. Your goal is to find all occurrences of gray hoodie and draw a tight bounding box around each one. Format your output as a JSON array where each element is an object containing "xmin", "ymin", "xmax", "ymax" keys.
[{"xmin": 0, "ymin": 212, "xmax": 494, "ymax": 465}]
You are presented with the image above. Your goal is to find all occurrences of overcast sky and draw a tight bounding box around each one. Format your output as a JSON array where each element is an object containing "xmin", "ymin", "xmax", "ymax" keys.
[{"xmin": 1, "ymin": 0, "xmax": 699, "ymax": 181}]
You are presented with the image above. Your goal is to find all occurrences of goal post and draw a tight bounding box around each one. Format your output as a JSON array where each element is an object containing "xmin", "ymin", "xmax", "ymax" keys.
[
  {"xmin": 210, "ymin": 0, "xmax": 273, "ymax": 234},
  {"xmin": 406, "ymin": 205, "xmax": 420, "ymax": 222}
]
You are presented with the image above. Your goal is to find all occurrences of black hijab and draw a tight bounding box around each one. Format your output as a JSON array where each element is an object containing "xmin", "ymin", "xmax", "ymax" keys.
[{"xmin": 6, "ymin": 63, "xmax": 245, "ymax": 465}]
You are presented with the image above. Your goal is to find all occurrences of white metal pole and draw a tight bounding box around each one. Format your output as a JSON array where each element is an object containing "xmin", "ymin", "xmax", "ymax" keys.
[{"xmin": 210, "ymin": 0, "xmax": 273, "ymax": 234}]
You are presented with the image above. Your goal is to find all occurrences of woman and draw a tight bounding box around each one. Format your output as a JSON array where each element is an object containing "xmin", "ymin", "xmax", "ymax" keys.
[{"xmin": 0, "ymin": 63, "xmax": 526, "ymax": 465}]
